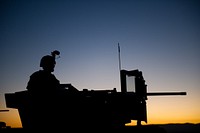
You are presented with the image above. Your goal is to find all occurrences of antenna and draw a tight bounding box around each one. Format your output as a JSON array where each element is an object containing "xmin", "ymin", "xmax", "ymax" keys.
[
  {"xmin": 118, "ymin": 43, "xmax": 122, "ymax": 71},
  {"xmin": 118, "ymin": 43, "xmax": 123, "ymax": 92}
]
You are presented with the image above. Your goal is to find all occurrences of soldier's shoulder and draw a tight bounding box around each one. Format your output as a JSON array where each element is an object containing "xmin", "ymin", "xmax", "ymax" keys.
[{"xmin": 30, "ymin": 70, "xmax": 43, "ymax": 77}]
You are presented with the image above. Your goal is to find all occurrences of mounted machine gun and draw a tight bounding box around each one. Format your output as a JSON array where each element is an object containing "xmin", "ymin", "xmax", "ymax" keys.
[{"xmin": 120, "ymin": 69, "xmax": 186, "ymax": 126}]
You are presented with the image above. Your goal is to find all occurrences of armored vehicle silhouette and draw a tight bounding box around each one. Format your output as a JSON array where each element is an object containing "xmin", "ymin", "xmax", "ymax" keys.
[{"xmin": 4, "ymin": 50, "xmax": 186, "ymax": 131}]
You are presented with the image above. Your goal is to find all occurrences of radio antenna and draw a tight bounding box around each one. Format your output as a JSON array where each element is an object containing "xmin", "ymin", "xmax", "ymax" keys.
[{"xmin": 118, "ymin": 43, "xmax": 122, "ymax": 71}]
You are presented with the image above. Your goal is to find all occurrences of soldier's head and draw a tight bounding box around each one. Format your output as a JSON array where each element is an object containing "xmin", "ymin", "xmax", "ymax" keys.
[{"xmin": 40, "ymin": 55, "xmax": 56, "ymax": 72}]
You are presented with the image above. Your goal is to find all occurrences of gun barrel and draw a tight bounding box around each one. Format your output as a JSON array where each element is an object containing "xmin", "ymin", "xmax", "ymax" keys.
[{"xmin": 147, "ymin": 92, "xmax": 187, "ymax": 96}]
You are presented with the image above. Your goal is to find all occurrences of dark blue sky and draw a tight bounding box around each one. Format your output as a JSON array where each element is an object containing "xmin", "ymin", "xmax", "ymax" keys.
[{"xmin": 0, "ymin": 0, "xmax": 200, "ymax": 127}]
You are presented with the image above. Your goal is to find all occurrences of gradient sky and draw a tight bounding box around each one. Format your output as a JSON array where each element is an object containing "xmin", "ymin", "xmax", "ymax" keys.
[{"xmin": 0, "ymin": 0, "xmax": 200, "ymax": 128}]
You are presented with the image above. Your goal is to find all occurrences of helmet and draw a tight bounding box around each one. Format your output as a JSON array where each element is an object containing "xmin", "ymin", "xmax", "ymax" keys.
[{"xmin": 40, "ymin": 55, "xmax": 56, "ymax": 67}]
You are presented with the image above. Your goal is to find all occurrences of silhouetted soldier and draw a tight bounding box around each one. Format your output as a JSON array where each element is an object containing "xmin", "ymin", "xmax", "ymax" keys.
[
  {"xmin": 25, "ymin": 50, "xmax": 78, "ymax": 130},
  {"xmin": 26, "ymin": 50, "xmax": 77, "ymax": 93},
  {"xmin": 26, "ymin": 51, "xmax": 60, "ymax": 93}
]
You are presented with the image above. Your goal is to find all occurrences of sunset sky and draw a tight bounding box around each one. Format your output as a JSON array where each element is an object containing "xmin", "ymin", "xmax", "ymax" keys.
[{"xmin": 0, "ymin": 0, "xmax": 200, "ymax": 128}]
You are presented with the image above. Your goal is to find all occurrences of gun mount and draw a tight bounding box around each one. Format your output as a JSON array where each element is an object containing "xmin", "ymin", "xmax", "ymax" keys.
[{"xmin": 4, "ymin": 69, "xmax": 186, "ymax": 131}]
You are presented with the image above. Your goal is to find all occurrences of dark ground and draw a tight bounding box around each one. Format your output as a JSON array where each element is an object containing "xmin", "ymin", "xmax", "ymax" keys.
[{"xmin": 1, "ymin": 123, "xmax": 200, "ymax": 133}]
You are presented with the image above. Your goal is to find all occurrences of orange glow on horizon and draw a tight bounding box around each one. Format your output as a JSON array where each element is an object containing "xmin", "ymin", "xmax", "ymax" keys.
[{"xmin": 0, "ymin": 109, "xmax": 22, "ymax": 128}]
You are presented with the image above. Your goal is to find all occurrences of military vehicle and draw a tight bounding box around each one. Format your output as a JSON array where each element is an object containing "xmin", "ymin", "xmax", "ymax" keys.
[{"xmin": 4, "ymin": 50, "xmax": 186, "ymax": 132}]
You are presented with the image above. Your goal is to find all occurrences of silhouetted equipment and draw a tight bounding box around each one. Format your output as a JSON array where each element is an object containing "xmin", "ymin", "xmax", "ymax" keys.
[
  {"xmin": 4, "ymin": 69, "xmax": 186, "ymax": 130},
  {"xmin": 4, "ymin": 51, "xmax": 187, "ymax": 131},
  {"xmin": 0, "ymin": 110, "xmax": 9, "ymax": 112},
  {"xmin": 51, "ymin": 50, "xmax": 60, "ymax": 58}
]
